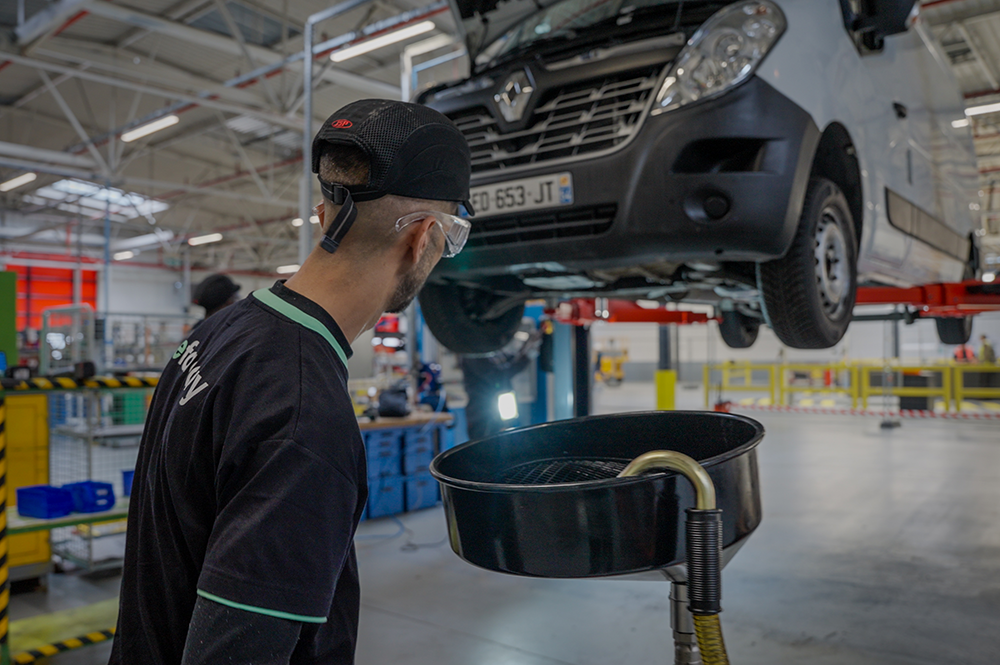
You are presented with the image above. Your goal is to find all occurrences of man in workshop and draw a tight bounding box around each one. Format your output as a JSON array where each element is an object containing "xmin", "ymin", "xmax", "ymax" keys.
[
  {"xmin": 190, "ymin": 273, "xmax": 241, "ymax": 330},
  {"xmin": 110, "ymin": 99, "xmax": 473, "ymax": 664}
]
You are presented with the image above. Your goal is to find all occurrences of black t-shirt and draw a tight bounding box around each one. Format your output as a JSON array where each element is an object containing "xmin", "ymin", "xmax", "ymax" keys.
[{"xmin": 110, "ymin": 282, "xmax": 368, "ymax": 665}]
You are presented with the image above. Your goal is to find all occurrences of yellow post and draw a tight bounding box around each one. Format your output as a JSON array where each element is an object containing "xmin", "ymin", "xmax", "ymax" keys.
[
  {"xmin": 769, "ymin": 365, "xmax": 778, "ymax": 405},
  {"xmin": 703, "ymin": 364, "xmax": 710, "ymax": 409},
  {"xmin": 850, "ymin": 365, "xmax": 859, "ymax": 410},
  {"xmin": 657, "ymin": 370, "xmax": 677, "ymax": 411},
  {"xmin": 947, "ymin": 365, "xmax": 956, "ymax": 412},
  {"xmin": 0, "ymin": 389, "xmax": 8, "ymax": 665}
]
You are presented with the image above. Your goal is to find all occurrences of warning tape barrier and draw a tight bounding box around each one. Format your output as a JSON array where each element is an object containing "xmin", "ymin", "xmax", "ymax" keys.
[
  {"xmin": 0, "ymin": 377, "xmax": 157, "ymax": 391},
  {"xmin": 12, "ymin": 628, "xmax": 115, "ymax": 664},
  {"xmin": 721, "ymin": 402, "xmax": 1000, "ymax": 420}
]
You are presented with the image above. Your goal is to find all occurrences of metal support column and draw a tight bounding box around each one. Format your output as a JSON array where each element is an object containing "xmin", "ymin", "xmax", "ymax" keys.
[
  {"xmin": 657, "ymin": 325, "xmax": 677, "ymax": 410},
  {"xmin": 573, "ymin": 325, "xmax": 590, "ymax": 417},
  {"xmin": 552, "ymin": 322, "xmax": 574, "ymax": 421}
]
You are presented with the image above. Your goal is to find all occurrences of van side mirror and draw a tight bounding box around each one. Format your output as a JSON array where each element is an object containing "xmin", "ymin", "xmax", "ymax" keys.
[{"xmin": 844, "ymin": 0, "xmax": 917, "ymax": 51}]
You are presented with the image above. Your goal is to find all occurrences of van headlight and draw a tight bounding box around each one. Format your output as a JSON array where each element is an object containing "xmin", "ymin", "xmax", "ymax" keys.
[{"xmin": 652, "ymin": 1, "xmax": 786, "ymax": 115}]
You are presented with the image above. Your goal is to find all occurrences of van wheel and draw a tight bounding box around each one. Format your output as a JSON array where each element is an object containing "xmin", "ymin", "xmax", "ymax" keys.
[
  {"xmin": 758, "ymin": 178, "xmax": 857, "ymax": 349},
  {"xmin": 419, "ymin": 280, "xmax": 525, "ymax": 354},
  {"xmin": 719, "ymin": 310, "xmax": 760, "ymax": 349},
  {"xmin": 935, "ymin": 317, "xmax": 973, "ymax": 345}
]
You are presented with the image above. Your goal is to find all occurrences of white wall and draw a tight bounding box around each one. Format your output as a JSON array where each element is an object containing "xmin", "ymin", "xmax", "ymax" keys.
[{"xmin": 100, "ymin": 265, "xmax": 276, "ymax": 317}]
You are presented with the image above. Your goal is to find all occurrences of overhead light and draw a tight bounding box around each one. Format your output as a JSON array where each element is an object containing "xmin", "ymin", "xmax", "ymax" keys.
[
  {"xmin": 276, "ymin": 264, "xmax": 300, "ymax": 274},
  {"xmin": 636, "ymin": 299, "xmax": 661, "ymax": 309},
  {"xmin": 188, "ymin": 232, "xmax": 223, "ymax": 246},
  {"xmin": 309, "ymin": 215, "xmax": 320, "ymax": 225},
  {"xmin": 965, "ymin": 101, "xmax": 1000, "ymax": 117},
  {"xmin": 331, "ymin": 21, "xmax": 436, "ymax": 62},
  {"xmin": 0, "ymin": 172, "xmax": 37, "ymax": 192},
  {"xmin": 984, "ymin": 272, "xmax": 996, "ymax": 283},
  {"xmin": 952, "ymin": 118, "xmax": 970, "ymax": 128},
  {"xmin": 113, "ymin": 250, "xmax": 135, "ymax": 261},
  {"xmin": 291, "ymin": 217, "xmax": 304, "ymax": 227},
  {"xmin": 122, "ymin": 114, "xmax": 180, "ymax": 143}
]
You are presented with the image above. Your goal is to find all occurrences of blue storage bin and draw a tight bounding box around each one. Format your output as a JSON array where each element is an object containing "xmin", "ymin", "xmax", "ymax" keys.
[
  {"xmin": 63, "ymin": 481, "xmax": 115, "ymax": 513},
  {"xmin": 405, "ymin": 474, "xmax": 440, "ymax": 512},
  {"xmin": 367, "ymin": 476, "xmax": 404, "ymax": 519},
  {"xmin": 403, "ymin": 447, "xmax": 434, "ymax": 476},
  {"xmin": 17, "ymin": 486, "xmax": 74, "ymax": 519},
  {"xmin": 366, "ymin": 429, "xmax": 403, "ymax": 481},
  {"xmin": 404, "ymin": 430, "xmax": 433, "ymax": 453},
  {"xmin": 122, "ymin": 469, "xmax": 135, "ymax": 497}
]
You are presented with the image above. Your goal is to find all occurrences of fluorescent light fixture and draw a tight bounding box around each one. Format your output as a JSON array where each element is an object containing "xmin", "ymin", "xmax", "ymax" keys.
[
  {"xmin": 121, "ymin": 114, "xmax": 180, "ymax": 143},
  {"xmin": 0, "ymin": 172, "xmax": 37, "ymax": 192},
  {"xmin": 983, "ymin": 272, "xmax": 996, "ymax": 283},
  {"xmin": 188, "ymin": 233, "xmax": 223, "ymax": 246},
  {"xmin": 636, "ymin": 299, "xmax": 661, "ymax": 309},
  {"xmin": 952, "ymin": 118, "xmax": 970, "ymax": 128},
  {"xmin": 331, "ymin": 21, "xmax": 436, "ymax": 62},
  {"xmin": 291, "ymin": 217, "xmax": 304, "ymax": 227},
  {"xmin": 497, "ymin": 391, "xmax": 519, "ymax": 421},
  {"xmin": 276, "ymin": 264, "xmax": 300, "ymax": 274},
  {"xmin": 965, "ymin": 101, "xmax": 1000, "ymax": 117},
  {"xmin": 309, "ymin": 215, "xmax": 320, "ymax": 225},
  {"xmin": 114, "ymin": 250, "xmax": 135, "ymax": 261}
]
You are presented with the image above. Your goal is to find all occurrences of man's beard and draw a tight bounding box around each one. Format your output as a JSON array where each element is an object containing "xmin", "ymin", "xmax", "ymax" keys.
[{"xmin": 385, "ymin": 242, "xmax": 439, "ymax": 314}]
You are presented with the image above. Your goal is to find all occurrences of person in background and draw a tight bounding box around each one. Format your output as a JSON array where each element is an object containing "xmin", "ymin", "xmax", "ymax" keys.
[
  {"xmin": 192, "ymin": 274, "xmax": 241, "ymax": 324},
  {"xmin": 979, "ymin": 334, "xmax": 996, "ymax": 364},
  {"xmin": 953, "ymin": 343, "xmax": 976, "ymax": 363}
]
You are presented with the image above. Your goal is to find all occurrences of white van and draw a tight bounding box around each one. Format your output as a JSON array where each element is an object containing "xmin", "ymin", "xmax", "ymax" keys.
[{"xmin": 418, "ymin": 0, "xmax": 983, "ymax": 352}]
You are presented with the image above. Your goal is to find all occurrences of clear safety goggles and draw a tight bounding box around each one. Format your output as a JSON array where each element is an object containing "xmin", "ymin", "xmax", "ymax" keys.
[{"xmin": 395, "ymin": 211, "xmax": 471, "ymax": 258}]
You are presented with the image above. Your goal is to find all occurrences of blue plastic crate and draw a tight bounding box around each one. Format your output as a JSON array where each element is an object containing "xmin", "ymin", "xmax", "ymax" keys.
[
  {"xmin": 367, "ymin": 453, "xmax": 401, "ymax": 481},
  {"xmin": 405, "ymin": 473, "xmax": 439, "ymax": 512},
  {"xmin": 365, "ymin": 429, "xmax": 403, "ymax": 460},
  {"xmin": 63, "ymin": 481, "xmax": 116, "ymax": 513},
  {"xmin": 17, "ymin": 485, "xmax": 74, "ymax": 519},
  {"xmin": 403, "ymin": 447, "xmax": 434, "ymax": 476},
  {"xmin": 403, "ymin": 431, "xmax": 434, "ymax": 455},
  {"xmin": 367, "ymin": 476, "xmax": 404, "ymax": 519},
  {"xmin": 122, "ymin": 469, "xmax": 135, "ymax": 497}
]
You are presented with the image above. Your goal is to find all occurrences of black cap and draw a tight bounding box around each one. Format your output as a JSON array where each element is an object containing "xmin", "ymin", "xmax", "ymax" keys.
[
  {"xmin": 192, "ymin": 274, "xmax": 240, "ymax": 312},
  {"xmin": 312, "ymin": 99, "xmax": 474, "ymax": 214}
]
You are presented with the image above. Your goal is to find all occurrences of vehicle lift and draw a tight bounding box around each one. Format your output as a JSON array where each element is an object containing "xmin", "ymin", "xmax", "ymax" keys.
[{"xmin": 546, "ymin": 280, "xmax": 1000, "ymax": 417}]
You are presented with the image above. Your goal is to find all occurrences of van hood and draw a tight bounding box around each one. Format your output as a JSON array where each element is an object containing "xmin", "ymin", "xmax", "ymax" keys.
[{"xmin": 451, "ymin": 0, "xmax": 564, "ymax": 62}]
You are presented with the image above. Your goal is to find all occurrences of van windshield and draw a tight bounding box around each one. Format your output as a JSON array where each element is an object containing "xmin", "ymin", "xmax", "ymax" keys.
[{"xmin": 476, "ymin": 0, "xmax": 687, "ymax": 68}]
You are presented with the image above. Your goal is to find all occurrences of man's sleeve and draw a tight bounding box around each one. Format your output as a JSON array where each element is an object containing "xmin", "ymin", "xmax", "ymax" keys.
[
  {"xmin": 197, "ymin": 438, "xmax": 359, "ymax": 622},
  {"xmin": 181, "ymin": 595, "xmax": 302, "ymax": 665}
]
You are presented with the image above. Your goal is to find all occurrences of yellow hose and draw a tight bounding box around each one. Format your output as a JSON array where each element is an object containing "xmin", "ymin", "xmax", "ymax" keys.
[
  {"xmin": 693, "ymin": 614, "xmax": 730, "ymax": 665},
  {"xmin": 618, "ymin": 450, "xmax": 731, "ymax": 665}
]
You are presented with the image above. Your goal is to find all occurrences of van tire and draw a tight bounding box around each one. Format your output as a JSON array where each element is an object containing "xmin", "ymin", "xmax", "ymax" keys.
[
  {"xmin": 935, "ymin": 317, "xmax": 973, "ymax": 345},
  {"xmin": 719, "ymin": 310, "xmax": 760, "ymax": 349},
  {"xmin": 758, "ymin": 178, "xmax": 857, "ymax": 349},
  {"xmin": 419, "ymin": 280, "xmax": 525, "ymax": 354}
]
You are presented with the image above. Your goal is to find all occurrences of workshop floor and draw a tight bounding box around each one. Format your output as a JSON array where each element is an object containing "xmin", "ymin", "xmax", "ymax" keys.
[{"xmin": 12, "ymin": 382, "xmax": 1000, "ymax": 664}]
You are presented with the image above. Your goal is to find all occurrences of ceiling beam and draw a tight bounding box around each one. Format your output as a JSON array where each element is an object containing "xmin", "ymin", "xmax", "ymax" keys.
[{"xmin": 14, "ymin": 0, "xmax": 92, "ymax": 47}]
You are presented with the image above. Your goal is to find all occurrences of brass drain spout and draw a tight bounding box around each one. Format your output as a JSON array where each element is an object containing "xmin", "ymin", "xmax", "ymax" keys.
[{"xmin": 617, "ymin": 450, "xmax": 716, "ymax": 510}]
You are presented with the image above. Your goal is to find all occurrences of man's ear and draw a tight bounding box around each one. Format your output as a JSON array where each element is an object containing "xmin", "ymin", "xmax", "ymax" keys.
[{"xmin": 401, "ymin": 215, "xmax": 438, "ymax": 266}]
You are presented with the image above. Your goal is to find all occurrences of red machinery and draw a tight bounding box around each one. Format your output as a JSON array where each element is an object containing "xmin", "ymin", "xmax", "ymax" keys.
[{"xmin": 549, "ymin": 280, "xmax": 1000, "ymax": 326}]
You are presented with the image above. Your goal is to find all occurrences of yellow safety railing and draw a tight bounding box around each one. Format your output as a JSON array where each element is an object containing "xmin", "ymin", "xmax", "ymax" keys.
[
  {"xmin": 707, "ymin": 360, "xmax": 1000, "ymax": 413},
  {"xmin": 778, "ymin": 363, "xmax": 860, "ymax": 409},
  {"xmin": 856, "ymin": 364, "xmax": 953, "ymax": 412},
  {"xmin": 703, "ymin": 362, "xmax": 777, "ymax": 408},
  {"xmin": 953, "ymin": 364, "xmax": 1000, "ymax": 410}
]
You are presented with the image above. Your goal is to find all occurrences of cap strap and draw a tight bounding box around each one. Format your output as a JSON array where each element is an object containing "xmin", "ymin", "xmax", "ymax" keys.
[{"xmin": 320, "ymin": 184, "xmax": 358, "ymax": 255}]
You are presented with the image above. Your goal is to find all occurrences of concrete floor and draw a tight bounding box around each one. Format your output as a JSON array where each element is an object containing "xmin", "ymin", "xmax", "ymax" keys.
[{"xmin": 11, "ymin": 383, "xmax": 1000, "ymax": 664}]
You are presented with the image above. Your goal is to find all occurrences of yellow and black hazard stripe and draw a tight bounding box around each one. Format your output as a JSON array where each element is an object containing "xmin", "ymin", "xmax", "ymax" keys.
[
  {"xmin": 12, "ymin": 628, "xmax": 116, "ymax": 664},
  {"xmin": 0, "ymin": 390, "xmax": 7, "ymax": 664},
  {"xmin": 0, "ymin": 377, "xmax": 158, "ymax": 391}
]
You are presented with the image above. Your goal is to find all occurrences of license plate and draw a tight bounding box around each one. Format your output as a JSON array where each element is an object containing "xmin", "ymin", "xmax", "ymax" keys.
[{"xmin": 469, "ymin": 172, "xmax": 573, "ymax": 217}]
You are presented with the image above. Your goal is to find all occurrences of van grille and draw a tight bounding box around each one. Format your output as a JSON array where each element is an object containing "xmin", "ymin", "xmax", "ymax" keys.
[
  {"xmin": 450, "ymin": 66, "xmax": 662, "ymax": 174},
  {"xmin": 468, "ymin": 204, "xmax": 617, "ymax": 248}
]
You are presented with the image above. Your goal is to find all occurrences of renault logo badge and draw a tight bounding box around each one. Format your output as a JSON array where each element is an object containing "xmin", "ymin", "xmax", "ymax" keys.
[{"xmin": 494, "ymin": 70, "xmax": 534, "ymax": 123}]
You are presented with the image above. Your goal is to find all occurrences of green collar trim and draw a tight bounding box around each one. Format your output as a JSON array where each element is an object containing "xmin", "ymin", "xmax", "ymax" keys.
[
  {"xmin": 252, "ymin": 288, "xmax": 348, "ymax": 368},
  {"xmin": 197, "ymin": 590, "xmax": 327, "ymax": 624}
]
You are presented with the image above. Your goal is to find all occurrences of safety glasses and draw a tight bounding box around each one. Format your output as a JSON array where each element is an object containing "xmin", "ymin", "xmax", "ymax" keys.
[{"xmin": 395, "ymin": 211, "xmax": 471, "ymax": 258}]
